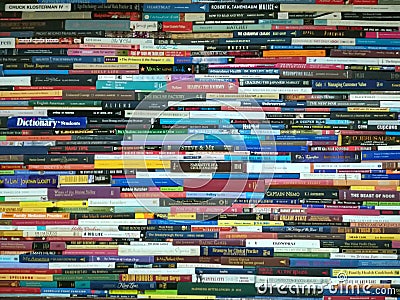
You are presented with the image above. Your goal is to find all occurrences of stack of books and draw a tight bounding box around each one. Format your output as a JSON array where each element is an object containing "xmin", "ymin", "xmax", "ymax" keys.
[{"xmin": 0, "ymin": 0, "xmax": 400, "ymax": 299}]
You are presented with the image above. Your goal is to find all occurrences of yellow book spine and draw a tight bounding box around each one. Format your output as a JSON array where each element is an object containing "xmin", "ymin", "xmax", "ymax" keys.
[
  {"xmin": 135, "ymin": 212, "xmax": 154, "ymax": 219},
  {"xmin": 348, "ymin": 107, "xmax": 390, "ymax": 112},
  {"xmin": 104, "ymin": 56, "xmax": 175, "ymax": 64},
  {"xmin": 0, "ymin": 230, "xmax": 23, "ymax": 237},
  {"xmin": 0, "ymin": 207, "xmax": 47, "ymax": 213},
  {"xmin": 349, "ymin": 186, "xmax": 377, "ymax": 191},
  {"xmin": 109, "ymin": 290, "xmax": 138, "ymax": 295},
  {"xmin": 262, "ymin": 50, "xmax": 326, "ymax": 57},
  {"xmin": 59, "ymin": 175, "xmax": 90, "ymax": 185},
  {"xmin": 94, "ymin": 160, "xmax": 171, "ymax": 169},
  {"xmin": 0, "ymin": 274, "xmax": 54, "ymax": 281},
  {"xmin": 346, "ymin": 233, "xmax": 400, "ymax": 241},
  {"xmin": 0, "ymin": 90, "xmax": 63, "ymax": 97}
]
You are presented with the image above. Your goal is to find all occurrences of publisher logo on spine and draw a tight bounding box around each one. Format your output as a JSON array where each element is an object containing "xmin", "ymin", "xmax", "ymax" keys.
[{"xmin": 122, "ymin": 80, "xmax": 276, "ymax": 217}]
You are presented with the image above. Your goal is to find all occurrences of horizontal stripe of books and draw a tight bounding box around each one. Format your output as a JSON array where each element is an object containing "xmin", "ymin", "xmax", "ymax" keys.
[{"xmin": 1, "ymin": 0, "xmax": 400, "ymax": 299}]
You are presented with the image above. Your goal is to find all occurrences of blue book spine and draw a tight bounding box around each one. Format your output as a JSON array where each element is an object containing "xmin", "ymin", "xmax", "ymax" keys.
[
  {"xmin": 0, "ymin": 32, "xmax": 34, "ymax": 38},
  {"xmin": 0, "ymin": 175, "xmax": 58, "ymax": 188},
  {"xmin": 208, "ymin": 68, "xmax": 279, "ymax": 75},
  {"xmin": 159, "ymin": 118, "xmax": 230, "ymax": 125},
  {"xmin": 356, "ymin": 38, "xmax": 400, "ymax": 46},
  {"xmin": 19, "ymin": 281, "xmax": 58, "ymax": 288},
  {"xmin": 143, "ymin": 4, "xmax": 210, "ymax": 13},
  {"xmin": 143, "ymin": 13, "xmax": 181, "ymax": 21},
  {"xmin": 147, "ymin": 220, "xmax": 218, "ymax": 225},
  {"xmin": 7, "ymin": 117, "xmax": 87, "ymax": 129},
  {"xmin": 111, "ymin": 178, "xmax": 183, "ymax": 187},
  {"xmin": 211, "ymin": 173, "xmax": 300, "ymax": 180},
  {"xmin": 65, "ymin": 20, "xmax": 130, "ymax": 31},
  {"xmin": 174, "ymin": 56, "xmax": 232, "ymax": 64},
  {"xmin": 357, "ymin": 260, "xmax": 400, "ymax": 267},
  {"xmin": 225, "ymin": 155, "xmax": 291, "ymax": 162},
  {"xmin": 270, "ymin": 45, "xmax": 303, "ymax": 49},
  {"xmin": 114, "ymin": 206, "xmax": 171, "ymax": 213},
  {"xmin": 218, "ymin": 37, "xmax": 292, "ymax": 45},
  {"xmin": 361, "ymin": 174, "xmax": 400, "ymax": 180},
  {"xmin": 0, "ymin": 262, "xmax": 49, "ymax": 268},
  {"xmin": 89, "ymin": 281, "xmax": 156, "ymax": 290},
  {"xmin": 40, "ymin": 288, "xmax": 107, "ymax": 296},
  {"xmin": 194, "ymin": 78, "xmax": 237, "ymax": 83},
  {"xmin": 96, "ymin": 80, "xmax": 167, "ymax": 91},
  {"xmin": 19, "ymin": 255, "xmax": 90, "ymax": 263},
  {"xmin": 195, "ymin": 267, "xmax": 256, "ymax": 274},
  {"xmin": 200, "ymin": 246, "xmax": 274, "ymax": 257},
  {"xmin": 275, "ymin": 135, "xmax": 338, "ymax": 141},
  {"xmin": 185, "ymin": 191, "xmax": 264, "ymax": 199},
  {"xmin": 0, "ymin": 101, "xmax": 28, "ymax": 106},
  {"xmin": 289, "ymin": 258, "xmax": 359, "ymax": 268},
  {"xmin": 89, "ymin": 256, "xmax": 154, "ymax": 263},
  {"xmin": 145, "ymin": 231, "xmax": 218, "ymax": 239},
  {"xmin": 312, "ymin": 79, "xmax": 400, "ymax": 90},
  {"xmin": 32, "ymin": 56, "xmax": 104, "ymax": 63},
  {"xmin": 259, "ymin": 19, "xmax": 303, "ymax": 25},
  {"xmin": 262, "ymin": 226, "xmax": 332, "ymax": 233},
  {"xmin": 234, "ymin": 198, "xmax": 300, "ymax": 204},
  {"xmin": 339, "ymin": 45, "xmax": 400, "ymax": 50},
  {"xmin": 0, "ymin": 255, "xmax": 19, "ymax": 262},
  {"xmin": 14, "ymin": 170, "xmax": 75, "ymax": 175},
  {"xmin": 3, "ymin": 70, "xmax": 69, "ymax": 75},
  {"xmin": 291, "ymin": 151, "xmax": 360, "ymax": 163},
  {"xmin": 0, "ymin": 146, "xmax": 48, "ymax": 155},
  {"xmin": 361, "ymin": 150, "xmax": 400, "ymax": 160}
]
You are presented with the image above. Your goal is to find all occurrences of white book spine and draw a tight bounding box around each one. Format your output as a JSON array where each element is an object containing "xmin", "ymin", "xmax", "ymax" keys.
[
  {"xmin": 342, "ymin": 215, "xmax": 400, "ymax": 222},
  {"xmin": 313, "ymin": 163, "xmax": 383, "ymax": 170},
  {"xmin": 246, "ymin": 239, "xmax": 320, "ymax": 248},
  {"xmin": 125, "ymin": 111, "xmax": 190, "ymax": 118},
  {"xmin": 330, "ymin": 253, "xmax": 398, "ymax": 260},
  {"xmin": 135, "ymin": 172, "xmax": 213, "ymax": 179},
  {"xmin": 375, "ymin": 206, "xmax": 400, "ymax": 210},
  {"xmin": 193, "ymin": 274, "xmax": 256, "ymax": 284},
  {"xmin": 330, "ymin": 278, "xmax": 400, "ymax": 285},
  {"xmin": 0, "ymin": 76, "xmax": 30, "ymax": 86},
  {"xmin": 207, "ymin": 93, "xmax": 280, "ymax": 99},
  {"xmin": 300, "ymin": 173, "xmax": 361, "ymax": 180},
  {"xmin": 280, "ymin": 4, "xmax": 352, "ymax": 12},
  {"xmin": 178, "ymin": 263, "xmax": 222, "ymax": 268},
  {"xmin": 78, "ymin": 219, "xmax": 148, "ymax": 226},
  {"xmin": 0, "ymin": 110, "xmax": 47, "ymax": 117},
  {"xmin": 307, "ymin": 57, "xmax": 379, "ymax": 65},
  {"xmin": 6, "ymin": 4, "xmax": 71, "ymax": 11},
  {"xmin": 353, "ymin": 5, "xmax": 400, "ymax": 12},
  {"xmin": 129, "ymin": 242, "xmax": 173, "ymax": 247},
  {"xmin": 119, "ymin": 246, "xmax": 200, "ymax": 257},
  {"xmin": 23, "ymin": 231, "xmax": 82, "ymax": 237},
  {"xmin": 255, "ymin": 275, "xmax": 331, "ymax": 284},
  {"xmin": 292, "ymin": 38, "xmax": 355, "ymax": 45},
  {"xmin": 44, "ymin": 226, "xmax": 119, "ymax": 232},
  {"xmin": 350, "ymin": 94, "xmax": 400, "ymax": 101},
  {"xmin": 0, "ymin": 226, "xmax": 37, "ymax": 231},
  {"xmin": 140, "ymin": 45, "xmax": 205, "ymax": 51},
  {"xmin": 130, "ymin": 21, "xmax": 158, "ymax": 31},
  {"xmin": 236, "ymin": 226, "xmax": 263, "ymax": 232},
  {"xmin": 4, "ymin": 196, "xmax": 48, "ymax": 202},
  {"xmin": 127, "ymin": 267, "xmax": 196, "ymax": 275},
  {"xmin": 82, "ymin": 231, "xmax": 141, "ymax": 239},
  {"xmin": 0, "ymin": 188, "xmax": 48, "ymax": 197},
  {"xmin": 88, "ymin": 198, "xmax": 160, "ymax": 207},
  {"xmin": 49, "ymin": 262, "xmax": 115, "ymax": 269},
  {"xmin": 167, "ymin": 100, "xmax": 242, "ymax": 107},
  {"xmin": 319, "ymin": 20, "xmax": 400, "ymax": 26},
  {"xmin": 97, "ymin": 75, "xmax": 170, "ymax": 81},
  {"xmin": 247, "ymin": 163, "xmax": 310, "ymax": 173},
  {"xmin": 189, "ymin": 111, "xmax": 266, "ymax": 120},
  {"xmin": 83, "ymin": 37, "xmax": 154, "ymax": 46},
  {"xmin": 274, "ymin": 247, "xmax": 339, "ymax": 253},
  {"xmin": 0, "ymin": 38, "xmax": 16, "ymax": 49}
]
